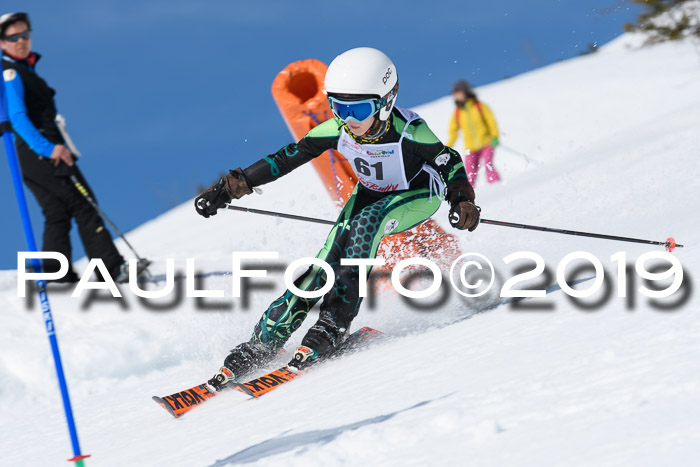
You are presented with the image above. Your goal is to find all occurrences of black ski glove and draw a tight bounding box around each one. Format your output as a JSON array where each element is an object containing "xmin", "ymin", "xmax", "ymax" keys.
[
  {"xmin": 445, "ymin": 177, "xmax": 480, "ymax": 231},
  {"xmin": 195, "ymin": 168, "xmax": 253, "ymax": 218}
]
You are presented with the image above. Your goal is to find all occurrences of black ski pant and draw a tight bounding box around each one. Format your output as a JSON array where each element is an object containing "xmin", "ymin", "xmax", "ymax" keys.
[{"xmin": 17, "ymin": 148, "xmax": 123, "ymax": 278}]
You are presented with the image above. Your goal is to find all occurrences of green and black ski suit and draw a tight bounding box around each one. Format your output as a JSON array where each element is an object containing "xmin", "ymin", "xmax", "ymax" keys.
[{"xmin": 241, "ymin": 107, "xmax": 471, "ymax": 351}]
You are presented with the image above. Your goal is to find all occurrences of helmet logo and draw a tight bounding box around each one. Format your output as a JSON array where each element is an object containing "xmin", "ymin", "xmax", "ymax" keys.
[{"xmin": 382, "ymin": 68, "xmax": 393, "ymax": 85}]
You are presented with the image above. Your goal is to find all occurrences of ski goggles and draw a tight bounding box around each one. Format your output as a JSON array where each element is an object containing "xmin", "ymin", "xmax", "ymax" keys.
[
  {"xmin": 328, "ymin": 96, "xmax": 381, "ymax": 123},
  {"xmin": 3, "ymin": 30, "xmax": 30, "ymax": 42}
]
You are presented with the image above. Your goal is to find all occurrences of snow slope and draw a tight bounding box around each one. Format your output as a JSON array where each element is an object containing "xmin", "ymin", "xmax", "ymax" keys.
[{"xmin": 1, "ymin": 33, "xmax": 699, "ymax": 466}]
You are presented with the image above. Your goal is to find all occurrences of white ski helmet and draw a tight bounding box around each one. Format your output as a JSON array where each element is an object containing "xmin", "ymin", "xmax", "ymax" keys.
[{"xmin": 325, "ymin": 47, "xmax": 398, "ymax": 121}]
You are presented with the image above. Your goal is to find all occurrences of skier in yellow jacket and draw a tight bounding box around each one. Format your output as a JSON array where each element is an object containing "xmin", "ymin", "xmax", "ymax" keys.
[{"xmin": 447, "ymin": 80, "xmax": 501, "ymax": 185}]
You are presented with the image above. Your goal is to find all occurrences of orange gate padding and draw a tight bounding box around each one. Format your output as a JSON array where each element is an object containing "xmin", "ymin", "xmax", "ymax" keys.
[
  {"xmin": 271, "ymin": 59, "xmax": 357, "ymax": 204},
  {"xmin": 271, "ymin": 59, "xmax": 462, "ymax": 277}
]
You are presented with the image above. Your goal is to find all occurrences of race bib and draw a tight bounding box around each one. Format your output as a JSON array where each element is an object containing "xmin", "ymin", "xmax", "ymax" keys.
[{"xmin": 338, "ymin": 132, "xmax": 408, "ymax": 192}]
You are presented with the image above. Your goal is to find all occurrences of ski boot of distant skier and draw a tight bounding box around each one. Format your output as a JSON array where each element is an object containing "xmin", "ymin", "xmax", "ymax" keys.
[{"xmin": 114, "ymin": 258, "xmax": 152, "ymax": 284}]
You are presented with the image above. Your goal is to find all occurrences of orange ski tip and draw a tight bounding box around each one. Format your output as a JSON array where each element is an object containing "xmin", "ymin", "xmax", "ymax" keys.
[
  {"xmin": 153, "ymin": 395, "xmax": 179, "ymax": 418},
  {"xmin": 358, "ymin": 326, "xmax": 384, "ymax": 336},
  {"xmin": 154, "ymin": 383, "xmax": 217, "ymax": 418}
]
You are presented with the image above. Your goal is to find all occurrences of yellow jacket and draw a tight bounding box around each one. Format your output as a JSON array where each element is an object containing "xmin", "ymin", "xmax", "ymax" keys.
[{"xmin": 447, "ymin": 98, "xmax": 499, "ymax": 152}]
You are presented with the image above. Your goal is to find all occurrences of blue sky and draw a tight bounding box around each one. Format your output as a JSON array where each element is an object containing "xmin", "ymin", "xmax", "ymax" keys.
[{"xmin": 0, "ymin": 0, "xmax": 640, "ymax": 270}]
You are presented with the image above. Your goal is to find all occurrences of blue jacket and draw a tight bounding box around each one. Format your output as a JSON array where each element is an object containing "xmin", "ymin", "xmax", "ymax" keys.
[{"xmin": 2, "ymin": 52, "xmax": 58, "ymax": 157}]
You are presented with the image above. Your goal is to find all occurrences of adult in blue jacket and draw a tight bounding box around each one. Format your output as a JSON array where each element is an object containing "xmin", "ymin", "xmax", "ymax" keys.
[{"xmin": 1, "ymin": 12, "xmax": 126, "ymax": 283}]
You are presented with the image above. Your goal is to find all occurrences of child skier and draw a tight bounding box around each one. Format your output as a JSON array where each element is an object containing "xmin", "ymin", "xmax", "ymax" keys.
[{"xmin": 194, "ymin": 47, "xmax": 480, "ymax": 390}]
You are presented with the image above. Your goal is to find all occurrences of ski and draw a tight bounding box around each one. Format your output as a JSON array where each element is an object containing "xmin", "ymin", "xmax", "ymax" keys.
[
  {"xmin": 152, "ymin": 383, "xmax": 216, "ymax": 418},
  {"xmin": 231, "ymin": 326, "xmax": 383, "ymax": 399},
  {"xmin": 153, "ymin": 326, "xmax": 383, "ymax": 418}
]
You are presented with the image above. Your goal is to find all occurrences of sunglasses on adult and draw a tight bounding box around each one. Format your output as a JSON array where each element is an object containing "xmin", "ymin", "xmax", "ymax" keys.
[{"xmin": 3, "ymin": 30, "xmax": 31, "ymax": 42}]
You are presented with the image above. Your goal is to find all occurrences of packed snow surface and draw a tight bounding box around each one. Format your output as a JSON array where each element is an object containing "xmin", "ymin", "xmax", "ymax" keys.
[{"xmin": 1, "ymin": 34, "xmax": 699, "ymax": 466}]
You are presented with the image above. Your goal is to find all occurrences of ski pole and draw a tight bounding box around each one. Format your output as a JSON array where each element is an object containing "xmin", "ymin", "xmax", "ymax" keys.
[
  {"xmin": 228, "ymin": 204, "xmax": 335, "ymax": 226},
  {"xmin": 70, "ymin": 175, "xmax": 153, "ymax": 280},
  {"xmin": 2, "ymin": 77, "xmax": 90, "ymax": 466},
  {"xmin": 227, "ymin": 205, "xmax": 682, "ymax": 251},
  {"xmin": 479, "ymin": 218, "xmax": 682, "ymax": 252},
  {"xmin": 499, "ymin": 144, "xmax": 543, "ymax": 166}
]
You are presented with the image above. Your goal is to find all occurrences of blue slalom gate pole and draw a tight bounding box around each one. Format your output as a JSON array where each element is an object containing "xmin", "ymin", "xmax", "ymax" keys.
[{"xmin": 1, "ymin": 74, "xmax": 88, "ymax": 465}]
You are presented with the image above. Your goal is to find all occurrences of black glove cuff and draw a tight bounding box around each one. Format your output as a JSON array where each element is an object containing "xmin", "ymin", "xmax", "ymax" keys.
[
  {"xmin": 445, "ymin": 177, "xmax": 475, "ymax": 206},
  {"xmin": 228, "ymin": 168, "xmax": 254, "ymax": 189}
]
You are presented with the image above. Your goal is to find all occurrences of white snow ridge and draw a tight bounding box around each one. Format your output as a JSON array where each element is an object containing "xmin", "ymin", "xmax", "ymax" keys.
[{"xmin": 1, "ymin": 33, "xmax": 699, "ymax": 466}]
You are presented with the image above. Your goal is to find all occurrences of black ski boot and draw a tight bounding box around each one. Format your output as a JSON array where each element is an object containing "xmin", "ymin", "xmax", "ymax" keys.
[
  {"xmin": 288, "ymin": 316, "xmax": 349, "ymax": 372},
  {"xmin": 207, "ymin": 340, "xmax": 278, "ymax": 391}
]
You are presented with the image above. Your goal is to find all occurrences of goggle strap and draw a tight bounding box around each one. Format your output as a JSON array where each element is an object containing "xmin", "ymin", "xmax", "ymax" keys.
[{"xmin": 377, "ymin": 81, "xmax": 399, "ymax": 109}]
